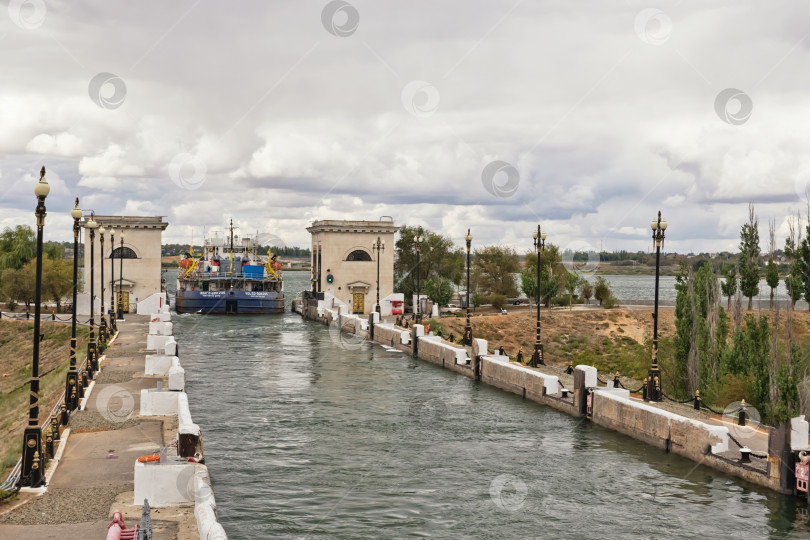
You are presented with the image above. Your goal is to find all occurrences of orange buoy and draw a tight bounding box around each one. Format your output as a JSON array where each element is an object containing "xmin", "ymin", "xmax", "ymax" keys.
[{"xmin": 137, "ymin": 454, "xmax": 160, "ymax": 463}]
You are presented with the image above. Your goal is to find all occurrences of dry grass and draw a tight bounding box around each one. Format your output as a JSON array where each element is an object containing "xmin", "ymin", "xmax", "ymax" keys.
[{"xmin": 0, "ymin": 319, "xmax": 90, "ymax": 480}]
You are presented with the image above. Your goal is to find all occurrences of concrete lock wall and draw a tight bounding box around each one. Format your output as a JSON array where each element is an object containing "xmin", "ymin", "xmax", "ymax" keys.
[{"xmin": 300, "ymin": 304, "xmax": 792, "ymax": 495}]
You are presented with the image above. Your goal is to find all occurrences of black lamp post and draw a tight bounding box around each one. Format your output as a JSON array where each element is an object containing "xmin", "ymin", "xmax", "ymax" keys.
[
  {"xmin": 65, "ymin": 198, "xmax": 82, "ymax": 413},
  {"xmin": 531, "ymin": 225, "xmax": 547, "ymax": 367},
  {"xmin": 117, "ymin": 232, "xmax": 125, "ymax": 319},
  {"xmin": 372, "ymin": 236, "xmax": 384, "ymax": 313},
  {"xmin": 20, "ymin": 166, "xmax": 49, "ymax": 487},
  {"xmin": 86, "ymin": 213, "xmax": 98, "ymax": 375},
  {"xmin": 98, "ymin": 225, "xmax": 107, "ymax": 347},
  {"xmin": 463, "ymin": 229, "xmax": 473, "ymax": 346},
  {"xmin": 414, "ymin": 232, "xmax": 424, "ymax": 324},
  {"xmin": 647, "ymin": 211, "xmax": 667, "ymax": 402},
  {"xmin": 109, "ymin": 228, "xmax": 116, "ymax": 332}
]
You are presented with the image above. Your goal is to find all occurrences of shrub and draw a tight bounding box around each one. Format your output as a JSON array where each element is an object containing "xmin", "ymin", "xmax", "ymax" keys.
[
  {"xmin": 6, "ymin": 300, "xmax": 17, "ymax": 312},
  {"xmin": 602, "ymin": 295, "xmax": 619, "ymax": 309},
  {"xmin": 489, "ymin": 294, "xmax": 507, "ymax": 310},
  {"xmin": 551, "ymin": 296, "xmax": 571, "ymax": 307}
]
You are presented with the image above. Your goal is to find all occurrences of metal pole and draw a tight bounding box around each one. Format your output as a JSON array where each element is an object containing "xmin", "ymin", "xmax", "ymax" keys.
[
  {"xmin": 118, "ymin": 235, "xmax": 124, "ymax": 319},
  {"xmin": 87, "ymin": 215, "xmax": 97, "ymax": 374},
  {"xmin": 21, "ymin": 166, "xmax": 48, "ymax": 487},
  {"xmin": 464, "ymin": 229, "xmax": 472, "ymax": 346},
  {"xmin": 110, "ymin": 230, "xmax": 116, "ymax": 331},
  {"xmin": 647, "ymin": 210, "xmax": 666, "ymax": 402},
  {"xmin": 415, "ymin": 236, "xmax": 421, "ymax": 325},
  {"xmin": 532, "ymin": 225, "xmax": 545, "ymax": 366},
  {"xmin": 374, "ymin": 237, "xmax": 382, "ymax": 314},
  {"xmin": 65, "ymin": 199, "xmax": 81, "ymax": 412},
  {"xmin": 98, "ymin": 227, "xmax": 106, "ymax": 346}
]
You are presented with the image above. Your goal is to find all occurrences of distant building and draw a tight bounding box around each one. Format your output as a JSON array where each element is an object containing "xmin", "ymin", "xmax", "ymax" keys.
[
  {"xmin": 82, "ymin": 216, "xmax": 168, "ymax": 313},
  {"xmin": 307, "ymin": 219, "xmax": 398, "ymax": 314}
]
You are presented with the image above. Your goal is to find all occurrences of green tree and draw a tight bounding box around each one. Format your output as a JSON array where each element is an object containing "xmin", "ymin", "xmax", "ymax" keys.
[
  {"xmin": 520, "ymin": 267, "xmax": 538, "ymax": 304},
  {"xmin": 539, "ymin": 265, "xmax": 559, "ymax": 307},
  {"xmin": 784, "ymin": 219, "xmax": 804, "ymax": 307},
  {"xmin": 394, "ymin": 226, "xmax": 464, "ymax": 302},
  {"xmin": 1, "ymin": 266, "xmax": 35, "ymax": 310},
  {"xmin": 424, "ymin": 276, "xmax": 453, "ymax": 308},
  {"xmin": 738, "ymin": 203, "xmax": 760, "ymax": 310},
  {"xmin": 580, "ymin": 279, "xmax": 593, "ymax": 304},
  {"xmin": 565, "ymin": 271, "xmax": 579, "ymax": 310},
  {"xmin": 720, "ymin": 266, "xmax": 737, "ymax": 310},
  {"xmin": 472, "ymin": 246, "xmax": 520, "ymax": 297},
  {"xmin": 42, "ymin": 258, "xmax": 72, "ymax": 311},
  {"xmin": 0, "ymin": 225, "xmax": 35, "ymax": 271},
  {"xmin": 720, "ymin": 313, "xmax": 770, "ymax": 406},
  {"xmin": 765, "ymin": 257, "xmax": 779, "ymax": 309},
  {"xmin": 593, "ymin": 276, "xmax": 611, "ymax": 306}
]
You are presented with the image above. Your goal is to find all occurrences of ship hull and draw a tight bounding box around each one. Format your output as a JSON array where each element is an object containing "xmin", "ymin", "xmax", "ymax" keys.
[{"xmin": 175, "ymin": 290, "xmax": 284, "ymax": 314}]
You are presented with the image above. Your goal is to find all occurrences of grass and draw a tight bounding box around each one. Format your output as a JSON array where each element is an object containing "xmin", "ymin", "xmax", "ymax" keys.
[{"xmin": 0, "ymin": 320, "xmax": 89, "ymax": 481}]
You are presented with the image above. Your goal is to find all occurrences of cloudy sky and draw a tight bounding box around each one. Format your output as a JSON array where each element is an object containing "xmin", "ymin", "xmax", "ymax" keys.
[{"xmin": 2, "ymin": 1, "xmax": 809, "ymax": 254}]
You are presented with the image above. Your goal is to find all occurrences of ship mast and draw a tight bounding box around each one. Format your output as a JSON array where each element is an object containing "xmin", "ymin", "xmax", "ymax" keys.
[{"xmin": 229, "ymin": 219, "xmax": 234, "ymax": 275}]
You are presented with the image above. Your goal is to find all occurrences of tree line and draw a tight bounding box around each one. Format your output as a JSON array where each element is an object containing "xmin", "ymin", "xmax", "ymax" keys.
[
  {"xmin": 0, "ymin": 225, "xmax": 73, "ymax": 311},
  {"xmin": 393, "ymin": 225, "xmax": 615, "ymax": 311},
  {"xmin": 672, "ymin": 203, "xmax": 809, "ymax": 425}
]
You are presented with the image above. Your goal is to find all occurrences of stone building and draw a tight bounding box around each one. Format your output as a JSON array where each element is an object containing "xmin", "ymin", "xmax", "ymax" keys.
[
  {"xmin": 307, "ymin": 218, "xmax": 398, "ymax": 314},
  {"xmin": 82, "ymin": 216, "xmax": 168, "ymax": 313}
]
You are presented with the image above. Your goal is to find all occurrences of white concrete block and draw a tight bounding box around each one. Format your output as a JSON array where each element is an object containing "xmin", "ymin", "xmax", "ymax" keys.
[
  {"xmin": 576, "ymin": 365, "xmax": 598, "ymax": 388},
  {"xmin": 150, "ymin": 312, "xmax": 172, "ymax": 322},
  {"xmin": 596, "ymin": 387, "xmax": 630, "ymax": 400},
  {"xmin": 454, "ymin": 348, "xmax": 469, "ymax": 365},
  {"xmin": 160, "ymin": 305, "xmax": 170, "ymax": 314},
  {"xmin": 412, "ymin": 324, "xmax": 425, "ymax": 337},
  {"xmin": 400, "ymin": 331, "xmax": 411, "ymax": 345},
  {"xmin": 145, "ymin": 355, "xmax": 178, "ymax": 376},
  {"xmin": 137, "ymin": 292, "xmax": 167, "ymax": 316},
  {"xmin": 791, "ymin": 415, "xmax": 810, "ymax": 451},
  {"xmin": 542, "ymin": 375, "xmax": 559, "ymax": 395},
  {"xmin": 165, "ymin": 339, "xmax": 177, "ymax": 356},
  {"xmin": 134, "ymin": 459, "xmax": 196, "ymax": 507},
  {"xmin": 140, "ymin": 388, "xmax": 179, "ymax": 416},
  {"xmin": 472, "ymin": 338, "xmax": 488, "ymax": 358},
  {"xmin": 148, "ymin": 321, "xmax": 173, "ymax": 336},
  {"xmin": 168, "ymin": 364, "xmax": 185, "ymax": 391},
  {"xmin": 178, "ymin": 393, "xmax": 200, "ymax": 437},
  {"xmin": 358, "ymin": 319, "xmax": 369, "ymax": 331},
  {"xmin": 147, "ymin": 335, "xmax": 172, "ymax": 351}
]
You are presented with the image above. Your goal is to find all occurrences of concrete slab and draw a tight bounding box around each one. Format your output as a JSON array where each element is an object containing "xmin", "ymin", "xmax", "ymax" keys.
[
  {"xmin": 0, "ymin": 521, "xmax": 109, "ymax": 539},
  {"xmin": 49, "ymin": 421, "xmax": 163, "ymax": 489}
]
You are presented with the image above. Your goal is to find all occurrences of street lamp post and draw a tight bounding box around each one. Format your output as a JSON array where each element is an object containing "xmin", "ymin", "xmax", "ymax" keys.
[
  {"xmin": 372, "ymin": 236, "xmax": 384, "ymax": 313},
  {"xmin": 117, "ymin": 232, "xmax": 125, "ymax": 320},
  {"xmin": 414, "ymin": 233, "xmax": 424, "ymax": 324},
  {"xmin": 109, "ymin": 228, "xmax": 116, "ymax": 332},
  {"xmin": 647, "ymin": 211, "xmax": 667, "ymax": 402},
  {"xmin": 20, "ymin": 167, "xmax": 50, "ymax": 487},
  {"xmin": 463, "ymin": 229, "xmax": 473, "ymax": 346},
  {"xmin": 98, "ymin": 225, "xmax": 107, "ymax": 347},
  {"xmin": 86, "ymin": 213, "xmax": 98, "ymax": 375},
  {"xmin": 531, "ymin": 225, "xmax": 547, "ymax": 367},
  {"xmin": 65, "ymin": 199, "xmax": 82, "ymax": 413}
]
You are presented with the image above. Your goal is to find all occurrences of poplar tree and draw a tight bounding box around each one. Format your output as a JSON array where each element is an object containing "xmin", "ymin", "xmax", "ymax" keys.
[
  {"xmin": 720, "ymin": 265, "xmax": 737, "ymax": 309},
  {"xmin": 738, "ymin": 203, "xmax": 760, "ymax": 310}
]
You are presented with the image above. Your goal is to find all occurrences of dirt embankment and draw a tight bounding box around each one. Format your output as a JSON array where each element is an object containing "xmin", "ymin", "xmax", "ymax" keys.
[
  {"xmin": 428, "ymin": 307, "xmax": 810, "ymax": 380},
  {"xmin": 0, "ymin": 320, "xmax": 90, "ymax": 481}
]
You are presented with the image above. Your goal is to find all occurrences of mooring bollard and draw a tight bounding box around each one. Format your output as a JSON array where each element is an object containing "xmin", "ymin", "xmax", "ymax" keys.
[
  {"xmin": 694, "ymin": 389, "xmax": 701, "ymax": 410},
  {"xmin": 740, "ymin": 447, "xmax": 752, "ymax": 463},
  {"xmin": 642, "ymin": 377, "xmax": 649, "ymax": 401},
  {"xmin": 81, "ymin": 371, "xmax": 89, "ymax": 391},
  {"xmin": 739, "ymin": 399, "xmax": 747, "ymax": 426},
  {"xmin": 612, "ymin": 371, "xmax": 620, "ymax": 388}
]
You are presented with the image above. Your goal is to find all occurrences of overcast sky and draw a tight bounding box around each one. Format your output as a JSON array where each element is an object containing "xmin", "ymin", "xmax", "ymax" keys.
[{"xmin": 2, "ymin": 1, "xmax": 809, "ymax": 255}]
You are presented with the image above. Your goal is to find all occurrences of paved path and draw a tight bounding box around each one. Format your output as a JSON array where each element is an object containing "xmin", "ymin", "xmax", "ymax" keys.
[{"xmin": 0, "ymin": 315, "xmax": 194, "ymax": 539}]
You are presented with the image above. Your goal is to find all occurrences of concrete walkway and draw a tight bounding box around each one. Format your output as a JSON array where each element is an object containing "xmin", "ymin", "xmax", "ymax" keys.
[{"xmin": 0, "ymin": 315, "xmax": 194, "ymax": 539}]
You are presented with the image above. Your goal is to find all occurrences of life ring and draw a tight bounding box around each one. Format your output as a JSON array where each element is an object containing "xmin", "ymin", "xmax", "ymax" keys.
[{"xmin": 137, "ymin": 454, "xmax": 160, "ymax": 463}]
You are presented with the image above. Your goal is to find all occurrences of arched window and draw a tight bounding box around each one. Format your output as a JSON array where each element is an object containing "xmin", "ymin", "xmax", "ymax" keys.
[
  {"xmin": 111, "ymin": 247, "xmax": 138, "ymax": 259},
  {"xmin": 346, "ymin": 249, "xmax": 372, "ymax": 261}
]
